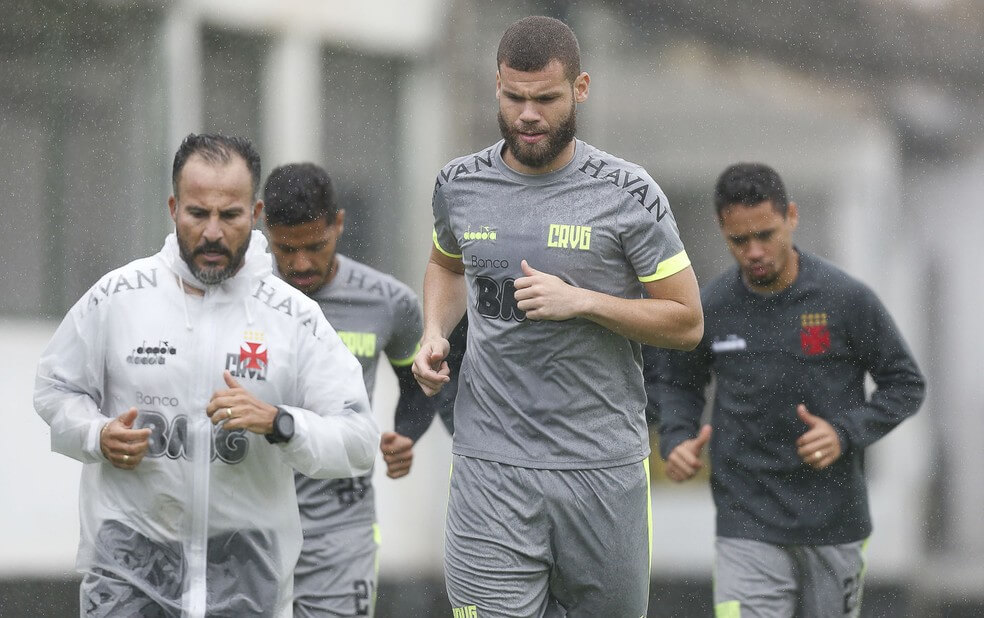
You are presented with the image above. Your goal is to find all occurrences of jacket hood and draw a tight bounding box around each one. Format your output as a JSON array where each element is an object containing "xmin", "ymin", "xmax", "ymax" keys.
[
  {"xmin": 159, "ymin": 229, "xmax": 272, "ymax": 295},
  {"xmin": 159, "ymin": 230, "xmax": 272, "ymax": 330}
]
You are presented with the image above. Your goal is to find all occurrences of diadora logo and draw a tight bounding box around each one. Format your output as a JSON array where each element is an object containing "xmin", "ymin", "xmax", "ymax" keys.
[
  {"xmin": 136, "ymin": 391, "xmax": 179, "ymax": 408},
  {"xmin": 546, "ymin": 224, "xmax": 591, "ymax": 251},
  {"xmin": 338, "ymin": 331, "xmax": 377, "ymax": 358},
  {"xmin": 126, "ymin": 340, "xmax": 177, "ymax": 366},
  {"xmin": 225, "ymin": 330, "xmax": 268, "ymax": 381},
  {"xmin": 800, "ymin": 313, "xmax": 831, "ymax": 356},
  {"xmin": 463, "ymin": 225, "xmax": 497, "ymax": 243}
]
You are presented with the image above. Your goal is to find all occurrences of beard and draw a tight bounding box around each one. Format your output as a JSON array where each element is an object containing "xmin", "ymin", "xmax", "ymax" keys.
[
  {"xmin": 746, "ymin": 269, "xmax": 780, "ymax": 287},
  {"xmin": 498, "ymin": 101, "xmax": 577, "ymax": 170},
  {"xmin": 178, "ymin": 232, "xmax": 251, "ymax": 285},
  {"xmin": 742, "ymin": 261, "xmax": 782, "ymax": 288},
  {"xmin": 283, "ymin": 255, "xmax": 333, "ymax": 295}
]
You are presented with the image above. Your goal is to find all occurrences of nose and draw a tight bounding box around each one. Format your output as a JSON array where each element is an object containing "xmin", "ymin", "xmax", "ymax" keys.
[
  {"xmin": 518, "ymin": 101, "xmax": 541, "ymax": 124},
  {"xmin": 291, "ymin": 252, "xmax": 313, "ymax": 272},
  {"xmin": 744, "ymin": 239, "xmax": 765, "ymax": 261},
  {"xmin": 202, "ymin": 215, "xmax": 223, "ymax": 242}
]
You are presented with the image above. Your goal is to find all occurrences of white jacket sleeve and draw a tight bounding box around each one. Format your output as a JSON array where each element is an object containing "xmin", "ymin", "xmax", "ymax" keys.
[
  {"xmin": 34, "ymin": 295, "xmax": 109, "ymax": 464},
  {"xmin": 275, "ymin": 309, "xmax": 378, "ymax": 479}
]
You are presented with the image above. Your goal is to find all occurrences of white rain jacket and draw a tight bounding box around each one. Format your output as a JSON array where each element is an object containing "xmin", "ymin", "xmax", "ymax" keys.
[{"xmin": 34, "ymin": 231, "xmax": 378, "ymax": 617}]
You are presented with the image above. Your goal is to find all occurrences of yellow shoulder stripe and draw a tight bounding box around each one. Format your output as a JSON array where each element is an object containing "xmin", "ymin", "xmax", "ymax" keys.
[
  {"xmin": 433, "ymin": 229, "xmax": 462, "ymax": 259},
  {"xmin": 715, "ymin": 601, "xmax": 741, "ymax": 618},
  {"xmin": 638, "ymin": 250, "xmax": 691, "ymax": 283}
]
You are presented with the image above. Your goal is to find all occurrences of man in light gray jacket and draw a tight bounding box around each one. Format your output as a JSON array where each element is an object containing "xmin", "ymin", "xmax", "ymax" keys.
[{"xmin": 35, "ymin": 133, "xmax": 378, "ymax": 618}]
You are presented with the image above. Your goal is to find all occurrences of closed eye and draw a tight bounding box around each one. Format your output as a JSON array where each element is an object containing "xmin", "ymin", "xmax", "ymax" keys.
[{"xmin": 729, "ymin": 230, "xmax": 775, "ymax": 245}]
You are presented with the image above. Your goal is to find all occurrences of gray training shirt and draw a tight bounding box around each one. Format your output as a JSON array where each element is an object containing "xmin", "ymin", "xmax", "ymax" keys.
[
  {"xmin": 291, "ymin": 254, "xmax": 422, "ymax": 533},
  {"xmin": 432, "ymin": 139, "xmax": 691, "ymax": 469}
]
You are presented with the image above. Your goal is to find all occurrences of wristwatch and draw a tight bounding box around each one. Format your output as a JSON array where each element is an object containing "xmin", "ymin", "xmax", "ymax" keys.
[{"xmin": 265, "ymin": 406, "xmax": 295, "ymax": 444}]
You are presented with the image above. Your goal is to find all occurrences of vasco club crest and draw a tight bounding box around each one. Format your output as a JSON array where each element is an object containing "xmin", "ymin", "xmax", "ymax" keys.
[
  {"xmin": 800, "ymin": 313, "xmax": 831, "ymax": 356},
  {"xmin": 225, "ymin": 330, "xmax": 269, "ymax": 380}
]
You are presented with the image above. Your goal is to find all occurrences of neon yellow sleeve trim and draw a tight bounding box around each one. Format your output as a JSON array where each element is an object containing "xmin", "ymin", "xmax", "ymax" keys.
[
  {"xmin": 638, "ymin": 250, "xmax": 691, "ymax": 282},
  {"xmin": 715, "ymin": 601, "xmax": 741, "ymax": 618},
  {"xmin": 433, "ymin": 229, "xmax": 462, "ymax": 259},
  {"xmin": 389, "ymin": 343, "xmax": 420, "ymax": 367}
]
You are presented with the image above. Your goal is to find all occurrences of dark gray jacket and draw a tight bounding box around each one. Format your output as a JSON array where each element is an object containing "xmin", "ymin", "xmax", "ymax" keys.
[{"xmin": 654, "ymin": 251, "xmax": 925, "ymax": 544}]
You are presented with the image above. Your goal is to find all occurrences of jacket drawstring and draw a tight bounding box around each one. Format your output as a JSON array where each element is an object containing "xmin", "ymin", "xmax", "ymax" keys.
[
  {"xmin": 244, "ymin": 294, "xmax": 255, "ymax": 325},
  {"xmin": 175, "ymin": 272, "xmax": 193, "ymax": 331}
]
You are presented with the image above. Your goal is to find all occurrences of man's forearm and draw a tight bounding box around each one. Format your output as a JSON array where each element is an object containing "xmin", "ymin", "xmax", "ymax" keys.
[
  {"xmin": 657, "ymin": 385, "xmax": 707, "ymax": 459},
  {"xmin": 545, "ymin": 265, "xmax": 702, "ymax": 350},
  {"xmin": 579, "ymin": 292, "xmax": 703, "ymax": 350},
  {"xmin": 577, "ymin": 266, "xmax": 703, "ymax": 350},
  {"xmin": 422, "ymin": 255, "xmax": 467, "ymax": 341},
  {"xmin": 513, "ymin": 263, "xmax": 702, "ymax": 349},
  {"xmin": 392, "ymin": 365, "xmax": 437, "ymax": 442}
]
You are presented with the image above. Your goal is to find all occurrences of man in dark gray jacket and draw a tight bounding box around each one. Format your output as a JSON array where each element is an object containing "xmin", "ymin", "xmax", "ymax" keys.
[{"xmin": 653, "ymin": 162, "xmax": 925, "ymax": 618}]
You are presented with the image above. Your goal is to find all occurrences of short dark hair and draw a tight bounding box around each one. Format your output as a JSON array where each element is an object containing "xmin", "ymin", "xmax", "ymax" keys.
[
  {"xmin": 497, "ymin": 16, "xmax": 581, "ymax": 82},
  {"xmin": 172, "ymin": 133, "xmax": 262, "ymax": 199},
  {"xmin": 713, "ymin": 162, "xmax": 789, "ymax": 219},
  {"xmin": 262, "ymin": 163, "xmax": 339, "ymax": 227}
]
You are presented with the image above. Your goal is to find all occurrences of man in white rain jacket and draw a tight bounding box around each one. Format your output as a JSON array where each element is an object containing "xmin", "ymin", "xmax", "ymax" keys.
[{"xmin": 34, "ymin": 133, "xmax": 378, "ymax": 618}]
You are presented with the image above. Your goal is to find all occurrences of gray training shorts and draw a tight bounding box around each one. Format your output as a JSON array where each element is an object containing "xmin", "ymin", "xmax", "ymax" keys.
[
  {"xmin": 293, "ymin": 524, "xmax": 380, "ymax": 617},
  {"xmin": 445, "ymin": 454, "xmax": 652, "ymax": 618},
  {"xmin": 713, "ymin": 536, "xmax": 867, "ymax": 618}
]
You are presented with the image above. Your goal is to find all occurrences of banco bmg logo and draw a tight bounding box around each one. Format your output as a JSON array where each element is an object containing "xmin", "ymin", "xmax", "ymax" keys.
[
  {"xmin": 470, "ymin": 255, "xmax": 510, "ymax": 270},
  {"xmin": 475, "ymin": 276, "xmax": 525, "ymax": 322},
  {"xmin": 136, "ymin": 391, "xmax": 179, "ymax": 407},
  {"xmin": 135, "ymin": 412, "xmax": 248, "ymax": 464}
]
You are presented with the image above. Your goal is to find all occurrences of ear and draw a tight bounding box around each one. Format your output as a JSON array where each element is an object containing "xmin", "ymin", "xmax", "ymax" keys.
[
  {"xmin": 335, "ymin": 209, "xmax": 346, "ymax": 237},
  {"xmin": 787, "ymin": 201, "xmax": 799, "ymax": 232},
  {"xmin": 495, "ymin": 70, "xmax": 502, "ymax": 100},
  {"xmin": 574, "ymin": 72, "xmax": 590, "ymax": 103},
  {"xmin": 252, "ymin": 199, "xmax": 264, "ymax": 224},
  {"xmin": 168, "ymin": 195, "xmax": 178, "ymax": 222}
]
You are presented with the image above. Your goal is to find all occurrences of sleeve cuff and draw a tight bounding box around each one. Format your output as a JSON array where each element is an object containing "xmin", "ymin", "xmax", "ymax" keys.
[
  {"xmin": 275, "ymin": 405, "xmax": 358, "ymax": 479},
  {"xmin": 829, "ymin": 420, "xmax": 851, "ymax": 455},
  {"xmin": 388, "ymin": 344, "xmax": 419, "ymax": 368},
  {"xmin": 432, "ymin": 229, "xmax": 462, "ymax": 259},
  {"xmin": 658, "ymin": 433, "xmax": 688, "ymax": 461},
  {"xmin": 639, "ymin": 250, "xmax": 691, "ymax": 283},
  {"xmin": 86, "ymin": 418, "xmax": 111, "ymax": 462}
]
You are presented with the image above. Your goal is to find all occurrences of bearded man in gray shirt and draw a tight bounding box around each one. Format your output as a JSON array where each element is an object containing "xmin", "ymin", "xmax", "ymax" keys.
[
  {"xmin": 263, "ymin": 162, "xmax": 439, "ymax": 617},
  {"xmin": 653, "ymin": 162, "xmax": 925, "ymax": 618},
  {"xmin": 412, "ymin": 16, "xmax": 703, "ymax": 618}
]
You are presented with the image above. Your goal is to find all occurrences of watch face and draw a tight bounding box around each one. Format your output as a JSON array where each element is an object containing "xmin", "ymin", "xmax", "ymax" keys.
[{"xmin": 276, "ymin": 410, "xmax": 294, "ymax": 439}]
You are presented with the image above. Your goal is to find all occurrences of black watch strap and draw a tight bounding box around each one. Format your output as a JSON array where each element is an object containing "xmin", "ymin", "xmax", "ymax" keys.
[{"xmin": 265, "ymin": 406, "xmax": 295, "ymax": 444}]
